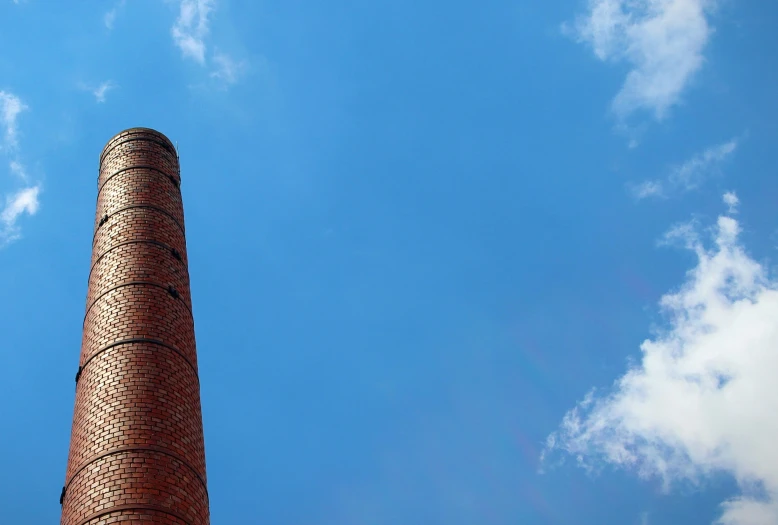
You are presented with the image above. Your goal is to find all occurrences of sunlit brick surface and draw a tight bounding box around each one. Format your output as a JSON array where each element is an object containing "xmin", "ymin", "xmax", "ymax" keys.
[{"xmin": 62, "ymin": 128, "xmax": 209, "ymax": 525}]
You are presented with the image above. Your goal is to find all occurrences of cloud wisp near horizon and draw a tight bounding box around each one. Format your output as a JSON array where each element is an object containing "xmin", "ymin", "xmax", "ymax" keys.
[{"xmin": 544, "ymin": 193, "xmax": 778, "ymax": 525}]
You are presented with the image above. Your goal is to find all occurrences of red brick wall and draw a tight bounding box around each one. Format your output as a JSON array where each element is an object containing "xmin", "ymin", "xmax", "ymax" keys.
[{"xmin": 61, "ymin": 128, "xmax": 210, "ymax": 525}]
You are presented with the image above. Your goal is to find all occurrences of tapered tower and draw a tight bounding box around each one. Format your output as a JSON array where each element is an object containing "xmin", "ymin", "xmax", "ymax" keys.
[{"xmin": 60, "ymin": 128, "xmax": 209, "ymax": 524}]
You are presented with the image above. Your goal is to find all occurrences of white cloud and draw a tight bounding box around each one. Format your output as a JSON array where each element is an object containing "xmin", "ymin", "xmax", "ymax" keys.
[
  {"xmin": 670, "ymin": 139, "xmax": 737, "ymax": 190},
  {"xmin": 210, "ymin": 52, "xmax": 246, "ymax": 86},
  {"xmin": 723, "ymin": 192, "xmax": 739, "ymax": 214},
  {"xmin": 9, "ymin": 160, "xmax": 27, "ymax": 181},
  {"xmin": 0, "ymin": 91, "xmax": 27, "ymax": 150},
  {"xmin": 0, "ymin": 90, "xmax": 40, "ymax": 247},
  {"xmin": 634, "ymin": 138, "xmax": 737, "ymax": 200},
  {"xmin": 170, "ymin": 0, "xmax": 248, "ymax": 87},
  {"xmin": 76, "ymin": 81, "xmax": 118, "ymax": 103},
  {"xmin": 631, "ymin": 179, "xmax": 665, "ymax": 199},
  {"xmin": 1, "ymin": 185, "xmax": 40, "ymax": 245},
  {"xmin": 104, "ymin": 0, "xmax": 126, "ymax": 30},
  {"xmin": 567, "ymin": 0, "xmax": 716, "ymax": 120},
  {"xmin": 92, "ymin": 81, "xmax": 116, "ymax": 103},
  {"xmin": 544, "ymin": 194, "xmax": 778, "ymax": 524},
  {"xmin": 171, "ymin": 0, "xmax": 215, "ymax": 64}
]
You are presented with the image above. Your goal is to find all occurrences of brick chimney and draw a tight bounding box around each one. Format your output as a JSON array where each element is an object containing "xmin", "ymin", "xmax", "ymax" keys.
[{"xmin": 60, "ymin": 128, "xmax": 209, "ymax": 524}]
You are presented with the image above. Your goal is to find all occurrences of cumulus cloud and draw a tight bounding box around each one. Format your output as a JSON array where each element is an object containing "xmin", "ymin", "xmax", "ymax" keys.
[
  {"xmin": 544, "ymin": 194, "xmax": 778, "ymax": 524},
  {"xmin": 567, "ymin": 0, "xmax": 717, "ymax": 120},
  {"xmin": 633, "ymin": 138, "xmax": 738, "ymax": 199},
  {"xmin": 1, "ymin": 186, "xmax": 40, "ymax": 245},
  {"xmin": 0, "ymin": 91, "xmax": 27, "ymax": 150},
  {"xmin": 172, "ymin": 0, "xmax": 215, "ymax": 64}
]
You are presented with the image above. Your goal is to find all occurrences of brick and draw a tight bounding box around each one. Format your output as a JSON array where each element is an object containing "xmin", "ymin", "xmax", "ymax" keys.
[{"xmin": 62, "ymin": 128, "xmax": 209, "ymax": 525}]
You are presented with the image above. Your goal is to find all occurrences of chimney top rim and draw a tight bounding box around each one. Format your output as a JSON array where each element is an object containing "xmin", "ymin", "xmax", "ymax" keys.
[{"xmin": 101, "ymin": 127, "xmax": 177, "ymax": 159}]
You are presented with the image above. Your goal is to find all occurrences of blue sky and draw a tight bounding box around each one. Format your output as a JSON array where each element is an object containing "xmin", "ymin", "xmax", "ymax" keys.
[{"xmin": 1, "ymin": 0, "xmax": 777, "ymax": 523}]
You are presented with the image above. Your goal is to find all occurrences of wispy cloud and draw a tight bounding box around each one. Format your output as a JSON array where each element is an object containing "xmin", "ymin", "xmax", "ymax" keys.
[
  {"xmin": 0, "ymin": 90, "xmax": 41, "ymax": 247},
  {"xmin": 93, "ymin": 81, "xmax": 116, "ymax": 103},
  {"xmin": 631, "ymin": 180, "xmax": 664, "ymax": 200},
  {"xmin": 172, "ymin": 0, "xmax": 215, "ymax": 64},
  {"xmin": 210, "ymin": 52, "xmax": 246, "ymax": 86},
  {"xmin": 1, "ymin": 186, "xmax": 40, "ymax": 246},
  {"xmin": 170, "ymin": 1, "xmax": 248, "ymax": 89},
  {"xmin": 9, "ymin": 160, "xmax": 27, "ymax": 182},
  {"xmin": 632, "ymin": 138, "xmax": 738, "ymax": 199},
  {"xmin": 544, "ymin": 194, "xmax": 778, "ymax": 524},
  {"xmin": 77, "ymin": 81, "xmax": 118, "ymax": 103},
  {"xmin": 566, "ymin": 0, "xmax": 716, "ymax": 120},
  {"xmin": 0, "ymin": 91, "xmax": 27, "ymax": 151},
  {"xmin": 104, "ymin": 0, "xmax": 126, "ymax": 30},
  {"xmin": 670, "ymin": 139, "xmax": 738, "ymax": 190},
  {"xmin": 723, "ymin": 192, "xmax": 739, "ymax": 214}
]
